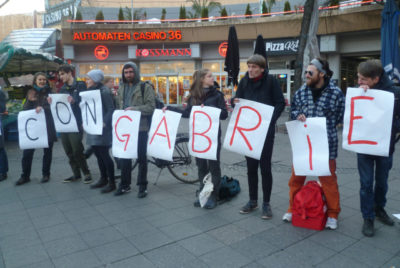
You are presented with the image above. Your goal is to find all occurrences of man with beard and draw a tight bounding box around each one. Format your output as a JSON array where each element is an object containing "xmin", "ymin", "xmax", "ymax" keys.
[
  {"xmin": 114, "ymin": 62, "xmax": 155, "ymax": 197},
  {"xmin": 282, "ymin": 58, "xmax": 345, "ymax": 230}
]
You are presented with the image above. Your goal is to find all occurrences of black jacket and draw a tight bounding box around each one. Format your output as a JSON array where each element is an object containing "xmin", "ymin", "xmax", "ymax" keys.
[
  {"xmin": 233, "ymin": 70, "xmax": 285, "ymax": 129},
  {"xmin": 23, "ymin": 86, "xmax": 57, "ymax": 144},
  {"xmin": 374, "ymin": 73, "xmax": 400, "ymax": 155},
  {"xmin": 59, "ymin": 79, "xmax": 87, "ymax": 131},
  {"xmin": 169, "ymin": 86, "xmax": 228, "ymax": 120}
]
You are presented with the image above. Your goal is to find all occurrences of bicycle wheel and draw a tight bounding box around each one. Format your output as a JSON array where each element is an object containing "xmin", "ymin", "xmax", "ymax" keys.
[{"xmin": 167, "ymin": 133, "xmax": 199, "ymax": 184}]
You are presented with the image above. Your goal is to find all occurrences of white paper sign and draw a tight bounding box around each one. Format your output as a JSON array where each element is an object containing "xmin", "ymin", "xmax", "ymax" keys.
[
  {"xmin": 223, "ymin": 99, "xmax": 274, "ymax": 160},
  {"xmin": 112, "ymin": 110, "xmax": 141, "ymax": 159},
  {"xmin": 18, "ymin": 109, "xmax": 49, "ymax": 149},
  {"xmin": 79, "ymin": 90, "xmax": 103, "ymax": 135},
  {"xmin": 147, "ymin": 109, "xmax": 182, "ymax": 161},
  {"xmin": 286, "ymin": 117, "xmax": 331, "ymax": 176},
  {"xmin": 49, "ymin": 94, "xmax": 79, "ymax": 133},
  {"xmin": 342, "ymin": 87, "xmax": 394, "ymax": 156},
  {"xmin": 189, "ymin": 106, "xmax": 221, "ymax": 160}
]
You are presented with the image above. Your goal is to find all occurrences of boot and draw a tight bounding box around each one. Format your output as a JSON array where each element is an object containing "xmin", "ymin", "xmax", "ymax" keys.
[
  {"xmin": 90, "ymin": 177, "xmax": 108, "ymax": 189},
  {"xmin": 101, "ymin": 181, "xmax": 116, "ymax": 193},
  {"xmin": 15, "ymin": 176, "xmax": 30, "ymax": 186}
]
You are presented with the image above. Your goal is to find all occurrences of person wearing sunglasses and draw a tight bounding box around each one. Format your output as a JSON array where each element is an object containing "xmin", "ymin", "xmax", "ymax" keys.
[{"xmin": 282, "ymin": 58, "xmax": 345, "ymax": 230}]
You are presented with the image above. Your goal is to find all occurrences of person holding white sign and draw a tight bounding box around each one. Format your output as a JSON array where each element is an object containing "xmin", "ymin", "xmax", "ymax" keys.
[
  {"xmin": 282, "ymin": 58, "xmax": 345, "ymax": 230},
  {"xmin": 85, "ymin": 70, "xmax": 116, "ymax": 193},
  {"xmin": 165, "ymin": 69, "xmax": 228, "ymax": 209},
  {"xmin": 355, "ymin": 60, "xmax": 400, "ymax": 237},
  {"xmin": 114, "ymin": 62, "xmax": 155, "ymax": 197},
  {"xmin": 16, "ymin": 73, "xmax": 57, "ymax": 185},
  {"xmin": 232, "ymin": 55, "xmax": 285, "ymax": 219}
]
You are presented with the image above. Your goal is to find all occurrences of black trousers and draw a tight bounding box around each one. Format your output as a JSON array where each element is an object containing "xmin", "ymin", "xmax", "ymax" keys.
[
  {"xmin": 120, "ymin": 131, "xmax": 148, "ymax": 188},
  {"xmin": 92, "ymin": 146, "xmax": 115, "ymax": 182},
  {"xmin": 246, "ymin": 132, "xmax": 275, "ymax": 203},
  {"xmin": 21, "ymin": 142, "xmax": 54, "ymax": 178}
]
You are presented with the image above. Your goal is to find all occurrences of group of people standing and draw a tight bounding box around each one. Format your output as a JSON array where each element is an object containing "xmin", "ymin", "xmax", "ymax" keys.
[{"xmin": 0, "ymin": 55, "xmax": 397, "ymax": 238}]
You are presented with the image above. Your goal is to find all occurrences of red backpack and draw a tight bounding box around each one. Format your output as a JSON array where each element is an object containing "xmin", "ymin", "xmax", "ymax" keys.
[{"xmin": 292, "ymin": 181, "xmax": 327, "ymax": 231}]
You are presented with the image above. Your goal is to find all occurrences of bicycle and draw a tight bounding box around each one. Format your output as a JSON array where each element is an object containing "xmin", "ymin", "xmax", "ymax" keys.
[{"xmin": 116, "ymin": 132, "xmax": 199, "ymax": 185}]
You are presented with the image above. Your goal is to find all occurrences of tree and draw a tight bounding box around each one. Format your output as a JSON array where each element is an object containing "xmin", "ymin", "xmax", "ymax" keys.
[
  {"xmin": 267, "ymin": 0, "xmax": 276, "ymax": 13},
  {"xmin": 245, "ymin": 3, "xmax": 252, "ymax": 18},
  {"xmin": 187, "ymin": 0, "xmax": 221, "ymax": 18},
  {"xmin": 95, "ymin": 10, "xmax": 104, "ymax": 24},
  {"xmin": 201, "ymin": 7, "xmax": 209, "ymax": 18},
  {"xmin": 179, "ymin": 5, "xmax": 187, "ymax": 20},
  {"xmin": 161, "ymin": 8, "xmax": 166, "ymax": 20},
  {"xmin": 124, "ymin": 7, "xmax": 144, "ymax": 21},
  {"xmin": 220, "ymin": 6, "xmax": 228, "ymax": 18},
  {"xmin": 143, "ymin": 11, "xmax": 147, "ymax": 20},
  {"xmin": 75, "ymin": 9, "xmax": 83, "ymax": 20},
  {"xmin": 118, "ymin": 7, "xmax": 124, "ymax": 20},
  {"xmin": 329, "ymin": 0, "xmax": 339, "ymax": 6},
  {"xmin": 293, "ymin": 0, "xmax": 316, "ymax": 99},
  {"xmin": 284, "ymin": 1, "xmax": 291, "ymax": 14},
  {"xmin": 262, "ymin": 1, "xmax": 268, "ymax": 16}
]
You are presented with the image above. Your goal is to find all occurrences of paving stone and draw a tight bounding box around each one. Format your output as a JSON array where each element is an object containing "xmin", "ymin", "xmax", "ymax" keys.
[
  {"xmin": 255, "ymin": 226, "xmax": 304, "ymax": 249},
  {"xmin": 308, "ymin": 230, "xmax": 357, "ymax": 252},
  {"xmin": 62, "ymin": 206, "xmax": 102, "ymax": 221},
  {"xmin": 81, "ymin": 226, "xmax": 123, "ymax": 247},
  {"xmin": 359, "ymin": 225, "xmax": 400, "ymax": 254},
  {"xmin": 27, "ymin": 204, "xmax": 60, "ymax": 219},
  {"xmin": 207, "ymin": 223, "xmax": 251, "ymax": 245},
  {"xmin": 55, "ymin": 198, "xmax": 91, "ymax": 212},
  {"xmin": 19, "ymin": 259, "xmax": 55, "ymax": 268},
  {"xmin": 283, "ymin": 239, "xmax": 336, "ymax": 266},
  {"xmin": 0, "ymin": 220, "xmax": 35, "ymax": 238},
  {"xmin": 0, "ymin": 210, "xmax": 30, "ymax": 225},
  {"xmin": 178, "ymin": 233, "xmax": 225, "ymax": 256},
  {"xmin": 31, "ymin": 211, "xmax": 67, "ymax": 229},
  {"xmin": 199, "ymin": 246, "xmax": 252, "ymax": 268},
  {"xmin": 341, "ymin": 240, "xmax": 393, "ymax": 267},
  {"xmin": 186, "ymin": 212, "xmax": 230, "ymax": 232},
  {"xmin": 232, "ymin": 216, "xmax": 275, "ymax": 235},
  {"xmin": 128, "ymin": 229, "xmax": 174, "ymax": 253},
  {"xmin": 109, "ymin": 254, "xmax": 155, "ymax": 268},
  {"xmin": 94, "ymin": 200, "xmax": 127, "ymax": 215},
  {"xmin": 23, "ymin": 195, "xmax": 54, "ymax": 209},
  {"xmin": 145, "ymin": 210, "xmax": 186, "ymax": 228},
  {"xmin": 37, "ymin": 223, "xmax": 78, "ymax": 242},
  {"xmin": 383, "ymin": 256, "xmax": 400, "ymax": 267},
  {"xmin": 113, "ymin": 219, "xmax": 156, "ymax": 237},
  {"xmin": 0, "ymin": 229, "xmax": 41, "ymax": 253},
  {"xmin": 156, "ymin": 196, "xmax": 189, "ymax": 209},
  {"xmin": 144, "ymin": 243, "xmax": 196, "ymax": 268},
  {"xmin": 230, "ymin": 234, "xmax": 278, "ymax": 259},
  {"xmin": 257, "ymin": 250, "xmax": 316, "ymax": 268},
  {"xmin": 92, "ymin": 238, "xmax": 139, "ymax": 264},
  {"xmin": 69, "ymin": 214, "xmax": 111, "ymax": 233},
  {"xmin": 160, "ymin": 221, "xmax": 202, "ymax": 241},
  {"xmin": 53, "ymin": 249, "xmax": 101, "ymax": 268},
  {"xmin": 2, "ymin": 243, "xmax": 49, "ymax": 268},
  {"xmin": 316, "ymin": 254, "xmax": 372, "ymax": 268},
  {"xmin": 44, "ymin": 235, "xmax": 88, "ymax": 258}
]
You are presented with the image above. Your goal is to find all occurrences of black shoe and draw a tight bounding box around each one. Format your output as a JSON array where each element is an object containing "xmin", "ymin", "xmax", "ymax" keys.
[
  {"xmin": 375, "ymin": 207, "xmax": 394, "ymax": 226},
  {"xmin": 41, "ymin": 175, "xmax": 50, "ymax": 183},
  {"xmin": 204, "ymin": 195, "xmax": 217, "ymax": 209},
  {"xmin": 0, "ymin": 173, "xmax": 7, "ymax": 181},
  {"xmin": 362, "ymin": 219, "xmax": 374, "ymax": 237},
  {"xmin": 240, "ymin": 200, "xmax": 258, "ymax": 214},
  {"xmin": 193, "ymin": 199, "xmax": 200, "ymax": 207},
  {"xmin": 90, "ymin": 178, "xmax": 108, "ymax": 189},
  {"xmin": 63, "ymin": 176, "xmax": 81, "ymax": 183},
  {"xmin": 261, "ymin": 202, "xmax": 273, "ymax": 219},
  {"xmin": 101, "ymin": 183, "xmax": 116, "ymax": 193},
  {"xmin": 83, "ymin": 174, "xmax": 92, "ymax": 184},
  {"xmin": 15, "ymin": 176, "xmax": 30, "ymax": 186},
  {"xmin": 114, "ymin": 185, "xmax": 131, "ymax": 196}
]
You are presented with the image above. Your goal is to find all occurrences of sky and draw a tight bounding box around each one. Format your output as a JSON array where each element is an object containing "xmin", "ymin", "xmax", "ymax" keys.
[{"xmin": 0, "ymin": 0, "xmax": 45, "ymax": 16}]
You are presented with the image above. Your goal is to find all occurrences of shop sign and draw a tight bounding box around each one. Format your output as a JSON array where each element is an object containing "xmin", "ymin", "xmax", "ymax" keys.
[
  {"xmin": 136, "ymin": 48, "xmax": 191, "ymax": 57},
  {"xmin": 43, "ymin": 0, "xmax": 81, "ymax": 27},
  {"xmin": 94, "ymin": 45, "xmax": 109, "ymax": 60},
  {"xmin": 73, "ymin": 30, "xmax": 182, "ymax": 42},
  {"xmin": 265, "ymin": 38, "xmax": 299, "ymax": 55},
  {"xmin": 219, "ymin": 42, "xmax": 228, "ymax": 57}
]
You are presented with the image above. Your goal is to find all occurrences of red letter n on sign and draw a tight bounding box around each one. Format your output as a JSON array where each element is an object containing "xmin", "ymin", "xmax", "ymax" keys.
[
  {"xmin": 348, "ymin": 96, "xmax": 378, "ymax": 145},
  {"xmin": 230, "ymin": 106, "xmax": 262, "ymax": 151},
  {"xmin": 192, "ymin": 111, "xmax": 212, "ymax": 153}
]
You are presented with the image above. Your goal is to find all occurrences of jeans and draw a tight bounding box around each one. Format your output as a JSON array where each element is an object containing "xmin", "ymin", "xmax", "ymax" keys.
[
  {"xmin": 61, "ymin": 132, "xmax": 90, "ymax": 178},
  {"xmin": 357, "ymin": 153, "xmax": 393, "ymax": 219},
  {"xmin": 0, "ymin": 147, "xmax": 8, "ymax": 174},
  {"xmin": 120, "ymin": 131, "xmax": 148, "ymax": 188},
  {"xmin": 21, "ymin": 142, "xmax": 54, "ymax": 178}
]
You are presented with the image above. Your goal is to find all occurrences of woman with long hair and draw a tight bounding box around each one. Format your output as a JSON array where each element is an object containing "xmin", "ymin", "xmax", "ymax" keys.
[
  {"xmin": 164, "ymin": 69, "xmax": 228, "ymax": 209},
  {"xmin": 16, "ymin": 72, "xmax": 57, "ymax": 185}
]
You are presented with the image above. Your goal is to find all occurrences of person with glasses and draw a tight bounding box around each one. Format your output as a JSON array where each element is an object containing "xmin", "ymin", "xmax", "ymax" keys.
[{"xmin": 282, "ymin": 58, "xmax": 345, "ymax": 230}]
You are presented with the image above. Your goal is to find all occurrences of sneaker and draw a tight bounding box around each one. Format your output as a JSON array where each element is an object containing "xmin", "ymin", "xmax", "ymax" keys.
[
  {"xmin": 239, "ymin": 200, "xmax": 258, "ymax": 214},
  {"xmin": 114, "ymin": 185, "xmax": 131, "ymax": 196},
  {"xmin": 63, "ymin": 176, "xmax": 80, "ymax": 183},
  {"xmin": 83, "ymin": 174, "xmax": 92, "ymax": 184},
  {"xmin": 362, "ymin": 219, "xmax": 374, "ymax": 237},
  {"xmin": 282, "ymin": 213, "xmax": 292, "ymax": 222},
  {"xmin": 15, "ymin": 176, "xmax": 30, "ymax": 186},
  {"xmin": 375, "ymin": 207, "xmax": 394, "ymax": 226},
  {"xmin": 261, "ymin": 202, "xmax": 273, "ymax": 219},
  {"xmin": 325, "ymin": 217, "xmax": 338, "ymax": 230},
  {"xmin": 41, "ymin": 175, "xmax": 50, "ymax": 183},
  {"xmin": 101, "ymin": 183, "xmax": 116, "ymax": 194}
]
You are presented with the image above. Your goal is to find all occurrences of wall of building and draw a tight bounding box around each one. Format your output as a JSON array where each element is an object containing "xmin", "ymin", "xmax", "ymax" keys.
[{"xmin": 0, "ymin": 12, "xmax": 44, "ymax": 41}]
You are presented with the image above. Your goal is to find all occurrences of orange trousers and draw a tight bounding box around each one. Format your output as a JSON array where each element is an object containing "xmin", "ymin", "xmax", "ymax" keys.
[{"xmin": 287, "ymin": 159, "xmax": 341, "ymax": 219}]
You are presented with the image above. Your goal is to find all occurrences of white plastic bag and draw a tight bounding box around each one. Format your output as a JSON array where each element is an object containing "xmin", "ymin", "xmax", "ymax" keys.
[{"xmin": 199, "ymin": 173, "xmax": 213, "ymax": 208}]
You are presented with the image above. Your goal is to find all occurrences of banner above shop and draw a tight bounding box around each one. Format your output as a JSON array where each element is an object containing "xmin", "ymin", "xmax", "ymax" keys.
[
  {"xmin": 73, "ymin": 30, "xmax": 182, "ymax": 42},
  {"xmin": 265, "ymin": 38, "xmax": 300, "ymax": 55},
  {"xmin": 43, "ymin": 0, "xmax": 81, "ymax": 27}
]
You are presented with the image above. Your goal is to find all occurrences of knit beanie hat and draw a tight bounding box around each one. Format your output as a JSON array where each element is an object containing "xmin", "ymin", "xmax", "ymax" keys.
[{"xmin": 87, "ymin": 69, "xmax": 104, "ymax": 83}]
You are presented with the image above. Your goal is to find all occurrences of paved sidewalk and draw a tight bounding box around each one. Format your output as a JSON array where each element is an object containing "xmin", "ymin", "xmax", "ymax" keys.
[{"xmin": 0, "ymin": 111, "xmax": 400, "ymax": 268}]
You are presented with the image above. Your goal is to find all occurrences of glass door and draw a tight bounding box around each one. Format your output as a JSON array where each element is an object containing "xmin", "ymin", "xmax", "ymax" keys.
[
  {"xmin": 269, "ymin": 69, "xmax": 294, "ymax": 105},
  {"xmin": 156, "ymin": 76, "xmax": 181, "ymax": 105}
]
